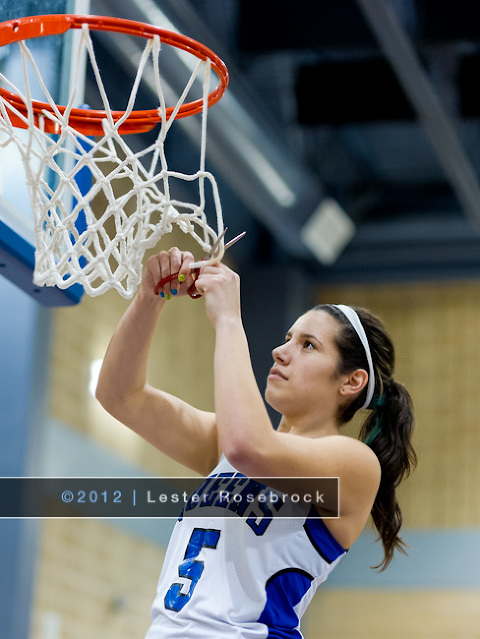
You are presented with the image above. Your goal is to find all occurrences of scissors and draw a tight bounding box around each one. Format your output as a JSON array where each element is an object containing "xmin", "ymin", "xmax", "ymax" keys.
[{"xmin": 154, "ymin": 229, "xmax": 246, "ymax": 298}]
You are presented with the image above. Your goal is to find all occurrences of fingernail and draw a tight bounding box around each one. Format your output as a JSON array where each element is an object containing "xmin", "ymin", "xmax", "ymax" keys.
[
  {"xmin": 166, "ymin": 293, "xmax": 172, "ymax": 301},
  {"xmin": 159, "ymin": 292, "xmax": 165, "ymax": 298},
  {"xmin": 171, "ymin": 288, "xmax": 178, "ymax": 296},
  {"xmin": 178, "ymin": 274, "xmax": 185, "ymax": 283}
]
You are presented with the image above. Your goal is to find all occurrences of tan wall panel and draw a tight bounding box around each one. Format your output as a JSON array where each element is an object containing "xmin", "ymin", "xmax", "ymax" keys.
[
  {"xmin": 30, "ymin": 519, "xmax": 165, "ymax": 639},
  {"xmin": 303, "ymin": 589, "xmax": 480, "ymax": 638}
]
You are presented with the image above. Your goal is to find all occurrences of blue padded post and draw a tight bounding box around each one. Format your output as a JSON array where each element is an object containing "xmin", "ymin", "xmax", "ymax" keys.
[{"xmin": 0, "ymin": 275, "xmax": 51, "ymax": 639}]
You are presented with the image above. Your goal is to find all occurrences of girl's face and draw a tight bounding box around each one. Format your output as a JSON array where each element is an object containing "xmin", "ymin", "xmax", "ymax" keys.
[{"xmin": 265, "ymin": 310, "xmax": 343, "ymax": 419}]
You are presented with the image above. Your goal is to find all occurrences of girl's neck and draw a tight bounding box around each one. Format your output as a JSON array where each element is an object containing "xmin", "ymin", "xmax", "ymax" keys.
[{"xmin": 277, "ymin": 414, "xmax": 340, "ymax": 439}]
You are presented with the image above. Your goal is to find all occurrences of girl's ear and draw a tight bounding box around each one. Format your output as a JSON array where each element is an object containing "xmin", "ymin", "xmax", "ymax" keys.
[{"xmin": 339, "ymin": 368, "xmax": 369, "ymax": 399}]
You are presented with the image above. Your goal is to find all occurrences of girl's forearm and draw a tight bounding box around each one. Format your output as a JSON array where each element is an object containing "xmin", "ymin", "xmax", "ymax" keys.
[
  {"xmin": 96, "ymin": 291, "xmax": 165, "ymax": 406},
  {"xmin": 213, "ymin": 317, "xmax": 274, "ymax": 466}
]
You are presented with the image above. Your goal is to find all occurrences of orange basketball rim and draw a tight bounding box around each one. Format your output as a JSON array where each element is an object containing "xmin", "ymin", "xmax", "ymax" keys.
[{"xmin": 0, "ymin": 13, "xmax": 229, "ymax": 135}]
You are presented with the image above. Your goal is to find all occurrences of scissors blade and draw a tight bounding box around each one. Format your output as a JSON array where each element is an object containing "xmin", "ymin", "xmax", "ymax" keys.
[
  {"xmin": 224, "ymin": 230, "xmax": 247, "ymax": 251},
  {"xmin": 208, "ymin": 227, "xmax": 228, "ymax": 257}
]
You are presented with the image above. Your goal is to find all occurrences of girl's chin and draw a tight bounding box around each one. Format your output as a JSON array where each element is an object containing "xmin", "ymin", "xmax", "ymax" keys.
[{"xmin": 264, "ymin": 389, "xmax": 284, "ymax": 414}]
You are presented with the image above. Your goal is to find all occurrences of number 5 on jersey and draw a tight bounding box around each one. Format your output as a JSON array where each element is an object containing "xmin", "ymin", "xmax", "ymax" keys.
[{"xmin": 164, "ymin": 528, "xmax": 221, "ymax": 612}]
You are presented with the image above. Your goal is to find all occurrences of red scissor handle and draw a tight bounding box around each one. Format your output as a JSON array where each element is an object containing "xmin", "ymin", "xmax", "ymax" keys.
[
  {"xmin": 154, "ymin": 267, "xmax": 202, "ymax": 298},
  {"xmin": 153, "ymin": 230, "xmax": 246, "ymax": 299}
]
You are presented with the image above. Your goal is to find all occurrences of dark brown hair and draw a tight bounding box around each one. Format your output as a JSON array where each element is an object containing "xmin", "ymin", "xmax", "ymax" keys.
[{"xmin": 314, "ymin": 304, "xmax": 416, "ymax": 570}]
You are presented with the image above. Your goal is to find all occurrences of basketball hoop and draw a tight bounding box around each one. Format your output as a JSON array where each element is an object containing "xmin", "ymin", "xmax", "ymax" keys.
[{"xmin": 0, "ymin": 14, "xmax": 229, "ymax": 298}]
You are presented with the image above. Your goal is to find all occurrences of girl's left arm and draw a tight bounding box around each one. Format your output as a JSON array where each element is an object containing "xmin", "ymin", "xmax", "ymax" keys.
[
  {"xmin": 195, "ymin": 261, "xmax": 276, "ymax": 469},
  {"xmin": 196, "ymin": 262, "xmax": 380, "ymax": 517}
]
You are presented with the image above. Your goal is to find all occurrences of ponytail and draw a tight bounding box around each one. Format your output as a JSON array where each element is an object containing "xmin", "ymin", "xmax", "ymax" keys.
[
  {"xmin": 360, "ymin": 379, "xmax": 416, "ymax": 570},
  {"xmin": 315, "ymin": 304, "xmax": 417, "ymax": 570}
]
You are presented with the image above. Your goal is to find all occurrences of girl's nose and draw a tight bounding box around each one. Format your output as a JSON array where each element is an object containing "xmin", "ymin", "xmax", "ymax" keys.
[{"xmin": 272, "ymin": 342, "xmax": 290, "ymax": 364}]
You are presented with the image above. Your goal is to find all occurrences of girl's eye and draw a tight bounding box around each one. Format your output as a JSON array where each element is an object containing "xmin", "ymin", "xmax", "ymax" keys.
[{"xmin": 304, "ymin": 340, "xmax": 314, "ymax": 349}]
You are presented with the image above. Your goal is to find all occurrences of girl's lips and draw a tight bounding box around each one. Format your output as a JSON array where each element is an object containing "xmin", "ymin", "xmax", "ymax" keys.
[{"xmin": 268, "ymin": 367, "xmax": 287, "ymax": 380}]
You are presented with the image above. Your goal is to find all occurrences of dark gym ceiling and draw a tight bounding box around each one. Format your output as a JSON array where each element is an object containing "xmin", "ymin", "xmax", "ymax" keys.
[{"xmin": 90, "ymin": 0, "xmax": 480, "ymax": 284}]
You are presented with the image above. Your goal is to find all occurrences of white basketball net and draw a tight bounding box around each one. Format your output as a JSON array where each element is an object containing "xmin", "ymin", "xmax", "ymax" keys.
[{"xmin": 0, "ymin": 24, "xmax": 225, "ymax": 298}]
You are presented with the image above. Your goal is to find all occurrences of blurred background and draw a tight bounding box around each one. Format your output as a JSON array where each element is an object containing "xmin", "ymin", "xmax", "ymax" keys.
[{"xmin": 2, "ymin": 0, "xmax": 480, "ymax": 637}]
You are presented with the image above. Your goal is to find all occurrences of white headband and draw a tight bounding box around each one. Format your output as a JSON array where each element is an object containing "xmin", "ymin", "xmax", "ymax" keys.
[{"xmin": 334, "ymin": 304, "xmax": 375, "ymax": 409}]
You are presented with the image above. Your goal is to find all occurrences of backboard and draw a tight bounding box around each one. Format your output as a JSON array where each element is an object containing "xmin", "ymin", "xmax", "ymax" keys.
[{"xmin": 0, "ymin": 0, "xmax": 89, "ymax": 306}]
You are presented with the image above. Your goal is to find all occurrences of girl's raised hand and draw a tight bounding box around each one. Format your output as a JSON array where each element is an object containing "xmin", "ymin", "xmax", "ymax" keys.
[
  {"xmin": 142, "ymin": 248, "xmax": 196, "ymax": 299},
  {"xmin": 195, "ymin": 262, "xmax": 241, "ymax": 327}
]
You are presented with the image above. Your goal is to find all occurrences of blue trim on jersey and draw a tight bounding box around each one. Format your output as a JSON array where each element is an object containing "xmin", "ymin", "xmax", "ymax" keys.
[
  {"xmin": 257, "ymin": 568, "xmax": 314, "ymax": 638},
  {"xmin": 303, "ymin": 507, "xmax": 346, "ymax": 564}
]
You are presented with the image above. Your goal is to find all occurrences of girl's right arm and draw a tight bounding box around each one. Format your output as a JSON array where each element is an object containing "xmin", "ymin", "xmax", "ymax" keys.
[{"xmin": 95, "ymin": 248, "xmax": 220, "ymax": 476}]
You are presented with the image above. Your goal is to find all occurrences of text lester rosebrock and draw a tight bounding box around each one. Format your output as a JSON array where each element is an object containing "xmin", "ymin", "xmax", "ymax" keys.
[{"xmin": 146, "ymin": 490, "xmax": 325, "ymax": 505}]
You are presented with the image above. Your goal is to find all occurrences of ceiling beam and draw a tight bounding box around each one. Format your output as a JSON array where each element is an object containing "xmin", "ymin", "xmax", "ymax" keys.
[
  {"xmin": 354, "ymin": 213, "xmax": 476, "ymax": 245},
  {"xmin": 356, "ymin": 0, "xmax": 480, "ymax": 234}
]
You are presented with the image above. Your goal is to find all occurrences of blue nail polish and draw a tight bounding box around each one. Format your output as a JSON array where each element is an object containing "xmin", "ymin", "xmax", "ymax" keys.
[
  {"xmin": 159, "ymin": 292, "xmax": 165, "ymax": 298},
  {"xmin": 172, "ymin": 288, "xmax": 178, "ymax": 296}
]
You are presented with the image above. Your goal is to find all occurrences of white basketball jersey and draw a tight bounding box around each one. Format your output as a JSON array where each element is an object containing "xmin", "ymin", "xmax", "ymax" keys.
[{"xmin": 145, "ymin": 455, "xmax": 346, "ymax": 638}]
